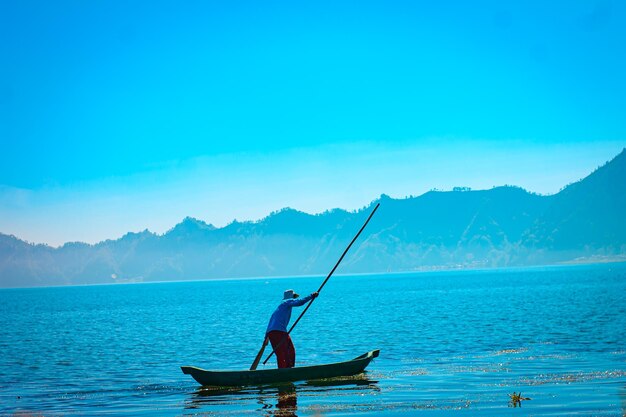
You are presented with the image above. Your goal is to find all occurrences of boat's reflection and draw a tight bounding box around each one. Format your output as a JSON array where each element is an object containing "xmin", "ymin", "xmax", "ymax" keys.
[
  {"xmin": 263, "ymin": 383, "xmax": 297, "ymax": 416},
  {"xmin": 185, "ymin": 373, "xmax": 379, "ymax": 416}
]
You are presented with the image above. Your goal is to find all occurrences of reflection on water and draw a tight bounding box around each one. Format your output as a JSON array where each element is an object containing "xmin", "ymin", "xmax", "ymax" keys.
[
  {"xmin": 261, "ymin": 384, "xmax": 297, "ymax": 417},
  {"xmin": 186, "ymin": 374, "xmax": 379, "ymax": 416}
]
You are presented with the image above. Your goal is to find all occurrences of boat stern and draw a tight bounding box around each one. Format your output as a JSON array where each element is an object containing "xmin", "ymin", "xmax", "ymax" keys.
[
  {"xmin": 181, "ymin": 366, "xmax": 198, "ymax": 375},
  {"xmin": 352, "ymin": 349, "xmax": 380, "ymax": 361}
]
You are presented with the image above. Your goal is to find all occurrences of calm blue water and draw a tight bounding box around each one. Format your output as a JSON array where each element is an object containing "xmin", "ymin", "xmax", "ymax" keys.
[{"xmin": 1, "ymin": 263, "xmax": 625, "ymax": 416}]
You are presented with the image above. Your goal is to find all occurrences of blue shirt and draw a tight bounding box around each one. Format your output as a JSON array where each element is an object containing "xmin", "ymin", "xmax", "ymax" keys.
[{"xmin": 265, "ymin": 294, "xmax": 314, "ymax": 334}]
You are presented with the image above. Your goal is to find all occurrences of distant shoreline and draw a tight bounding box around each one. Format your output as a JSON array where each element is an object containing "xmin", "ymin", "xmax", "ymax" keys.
[
  {"xmin": 556, "ymin": 255, "xmax": 626, "ymax": 265},
  {"xmin": 2, "ymin": 258, "xmax": 625, "ymax": 290}
]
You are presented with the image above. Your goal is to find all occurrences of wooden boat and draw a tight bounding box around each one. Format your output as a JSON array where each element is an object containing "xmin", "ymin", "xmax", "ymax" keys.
[{"xmin": 181, "ymin": 349, "xmax": 379, "ymax": 387}]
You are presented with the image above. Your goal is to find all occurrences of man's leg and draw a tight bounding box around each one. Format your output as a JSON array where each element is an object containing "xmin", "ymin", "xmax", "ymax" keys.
[
  {"xmin": 268, "ymin": 331, "xmax": 290, "ymax": 368},
  {"xmin": 285, "ymin": 335, "xmax": 296, "ymax": 368}
]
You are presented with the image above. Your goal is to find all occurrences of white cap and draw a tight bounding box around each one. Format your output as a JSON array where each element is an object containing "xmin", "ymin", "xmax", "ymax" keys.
[{"xmin": 283, "ymin": 289, "xmax": 298, "ymax": 299}]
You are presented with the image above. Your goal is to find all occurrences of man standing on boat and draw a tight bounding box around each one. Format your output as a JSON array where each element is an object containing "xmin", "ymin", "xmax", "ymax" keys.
[{"xmin": 264, "ymin": 289, "xmax": 318, "ymax": 368}]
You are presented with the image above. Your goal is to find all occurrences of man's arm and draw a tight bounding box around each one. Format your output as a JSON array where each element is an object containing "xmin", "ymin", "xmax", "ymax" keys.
[{"xmin": 285, "ymin": 292, "xmax": 319, "ymax": 307}]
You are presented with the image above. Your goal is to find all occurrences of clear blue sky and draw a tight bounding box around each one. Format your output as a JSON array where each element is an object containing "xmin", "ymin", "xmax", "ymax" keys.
[{"xmin": 1, "ymin": 1, "xmax": 625, "ymax": 245}]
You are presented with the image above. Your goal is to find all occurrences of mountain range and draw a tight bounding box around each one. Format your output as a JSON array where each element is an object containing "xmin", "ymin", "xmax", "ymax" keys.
[{"xmin": 1, "ymin": 149, "xmax": 625, "ymax": 288}]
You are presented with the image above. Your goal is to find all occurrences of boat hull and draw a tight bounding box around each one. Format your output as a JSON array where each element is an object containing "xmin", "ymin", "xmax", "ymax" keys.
[{"xmin": 181, "ymin": 349, "xmax": 379, "ymax": 387}]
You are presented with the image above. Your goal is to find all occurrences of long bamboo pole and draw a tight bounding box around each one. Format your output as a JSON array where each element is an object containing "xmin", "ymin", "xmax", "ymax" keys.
[{"xmin": 258, "ymin": 203, "xmax": 380, "ymax": 367}]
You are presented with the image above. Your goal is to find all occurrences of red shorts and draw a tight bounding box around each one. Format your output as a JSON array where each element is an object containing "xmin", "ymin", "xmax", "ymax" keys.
[{"xmin": 267, "ymin": 330, "xmax": 296, "ymax": 368}]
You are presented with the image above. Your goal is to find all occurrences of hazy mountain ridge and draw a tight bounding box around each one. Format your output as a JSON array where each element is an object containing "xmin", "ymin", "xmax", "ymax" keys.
[{"xmin": 1, "ymin": 149, "xmax": 625, "ymax": 287}]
